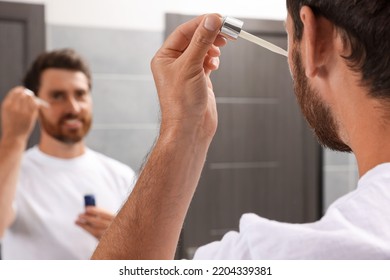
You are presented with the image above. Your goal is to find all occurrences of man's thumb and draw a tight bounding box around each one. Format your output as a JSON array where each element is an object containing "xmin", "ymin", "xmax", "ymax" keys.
[{"xmin": 184, "ymin": 14, "xmax": 222, "ymax": 65}]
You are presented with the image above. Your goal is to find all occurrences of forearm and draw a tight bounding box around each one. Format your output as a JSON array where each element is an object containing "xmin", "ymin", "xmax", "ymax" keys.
[
  {"xmin": 0, "ymin": 86, "xmax": 42, "ymax": 235},
  {"xmin": 92, "ymin": 126, "xmax": 211, "ymax": 259},
  {"xmin": 92, "ymin": 13, "xmax": 222, "ymax": 260},
  {"xmin": 0, "ymin": 138, "xmax": 26, "ymax": 235}
]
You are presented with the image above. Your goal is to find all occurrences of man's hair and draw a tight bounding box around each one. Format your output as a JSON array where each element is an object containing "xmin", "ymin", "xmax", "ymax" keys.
[
  {"xmin": 286, "ymin": 0, "xmax": 390, "ymax": 99},
  {"xmin": 23, "ymin": 48, "xmax": 92, "ymax": 95}
]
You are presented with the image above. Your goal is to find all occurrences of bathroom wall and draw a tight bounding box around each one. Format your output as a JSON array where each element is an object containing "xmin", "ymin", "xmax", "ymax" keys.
[
  {"xmin": 323, "ymin": 151, "xmax": 359, "ymax": 210},
  {"xmin": 3, "ymin": 0, "xmax": 358, "ymax": 209},
  {"xmin": 2, "ymin": 0, "xmax": 288, "ymax": 31}
]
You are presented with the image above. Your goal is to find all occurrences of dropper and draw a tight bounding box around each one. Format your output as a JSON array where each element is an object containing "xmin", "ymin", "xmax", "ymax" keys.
[
  {"xmin": 220, "ymin": 16, "xmax": 288, "ymax": 57},
  {"xmin": 23, "ymin": 88, "xmax": 50, "ymax": 108}
]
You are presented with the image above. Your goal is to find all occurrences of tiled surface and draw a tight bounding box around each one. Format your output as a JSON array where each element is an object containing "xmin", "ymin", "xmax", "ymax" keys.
[
  {"xmin": 48, "ymin": 25, "xmax": 162, "ymax": 75},
  {"xmin": 323, "ymin": 150, "xmax": 359, "ymax": 211},
  {"xmin": 91, "ymin": 76, "xmax": 160, "ymax": 125},
  {"xmin": 324, "ymin": 150, "xmax": 351, "ymax": 165},
  {"xmin": 323, "ymin": 168, "xmax": 350, "ymax": 209}
]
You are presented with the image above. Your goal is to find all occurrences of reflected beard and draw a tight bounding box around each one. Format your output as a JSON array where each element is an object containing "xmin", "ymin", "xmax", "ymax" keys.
[
  {"xmin": 40, "ymin": 113, "xmax": 92, "ymax": 144},
  {"xmin": 291, "ymin": 46, "xmax": 351, "ymax": 152}
]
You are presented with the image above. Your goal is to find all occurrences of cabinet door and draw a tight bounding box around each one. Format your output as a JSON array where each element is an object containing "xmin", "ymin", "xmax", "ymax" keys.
[
  {"xmin": 166, "ymin": 14, "xmax": 322, "ymax": 259},
  {"xmin": 0, "ymin": 1, "xmax": 45, "ymax": 148}
]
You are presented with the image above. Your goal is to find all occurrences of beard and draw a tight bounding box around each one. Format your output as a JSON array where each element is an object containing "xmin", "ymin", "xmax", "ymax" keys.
[
  {"xmin": 291, "ymin": 46, "xmax": 351, "ymax": 152},
  {"xmin": 40, "ymin": 112, "xmax": 92, "ymax": 144}
]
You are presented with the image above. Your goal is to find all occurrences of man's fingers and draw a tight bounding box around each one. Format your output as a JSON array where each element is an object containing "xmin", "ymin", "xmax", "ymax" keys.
[
  {"xmin": 158, "ymin": 14, "xmax": 222, "ymax": 64},
  {"xmin": 159, "ymin": 15, "xmax": 205, "ymax": 55},
  {"xmin": 85, "ymin": 206, "xmax": 114, "ymax": 220},
  {"xmin": 77, "ymin": 207, "xmax": 115, "ymax": 229},
  {"xmin": 182, "ymin": 14, "xmax": 223, "ymax": 66},
  {"xmin": 77, "ymin": 214, "xmax": 110, "ymax": 229},
  {"xmin": 204, "ymin": 55, "xmax": 220, "ymax": 72},
  {"xmin": 75, "ymin": 221, "xmax": 102, "ymax": 238},
  {"xmin": 214, "ymin": 35, "xmax": 227, "ymax": 47},
  {"xmin": 207, "ymin": 45, "xmax": 221, "ymax": 57},
  {"xmin": 23, "ymin": 88, "xmax": 50, "ymax": 108}
]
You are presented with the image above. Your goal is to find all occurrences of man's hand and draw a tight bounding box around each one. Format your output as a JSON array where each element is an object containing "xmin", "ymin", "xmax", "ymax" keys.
[
  {"xmin": 1, "ymin": 86, "xmax": 41, "ymax": 143},
  {"xmin": 151, "ymin": 14, "xmax": 226, "ymax": 141},
  {"xmin": 75, "ymin": 207, "xmax": 115, "ymax": 240}
]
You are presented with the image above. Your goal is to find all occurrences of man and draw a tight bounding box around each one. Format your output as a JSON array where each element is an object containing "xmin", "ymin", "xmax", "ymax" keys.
[
  {"xmin": 93, "ymin": 0, "xmax": 390, "ymax": 259},
  {"xmin": 0, "ymin": 49, "xmax": 136, "ymax": 259}
]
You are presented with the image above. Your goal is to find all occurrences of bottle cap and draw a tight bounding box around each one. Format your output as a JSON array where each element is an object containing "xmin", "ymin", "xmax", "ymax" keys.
[{"xmin": 220, "ymin": 16, "xmax": 244, "ymax": 40}]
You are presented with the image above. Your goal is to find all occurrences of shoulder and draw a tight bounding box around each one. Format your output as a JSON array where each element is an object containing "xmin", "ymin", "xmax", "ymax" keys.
[
  {"xmin": 21, "ymin": 146, "xmax": 42, "ymax": 169},
  {"xmin": 194, "ymin": 214, "xmax": 283, "ymax": 259},
  {"xmin": 194, "ymin": 203, "xmax": 390, "ymax": 259},
  {"xmin": 23, "ymin": 146, "xmax": 39, "ymax": 160}
]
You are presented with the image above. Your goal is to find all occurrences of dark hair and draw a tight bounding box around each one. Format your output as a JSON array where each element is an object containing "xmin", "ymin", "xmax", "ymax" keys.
[
  {"xmin": 23, "ymin": 48, "xmax": 92, "ymax": 95},
  {"xmin": 286, "ymin": 0, "xmax": 390, "ymax": 99}
]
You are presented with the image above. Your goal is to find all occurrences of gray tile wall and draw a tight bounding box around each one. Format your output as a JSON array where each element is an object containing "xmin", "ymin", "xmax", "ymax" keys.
[
  {"xmin": 47, "ymin": 24, "xmax": 359, "ymax": 212},
  {"xmin": 47, "ymin": 25, "xmax": 162, "ymax": 173},
  {"xmin": 323, "ymin": 150, "xmax": 359, "ymax": 211}
]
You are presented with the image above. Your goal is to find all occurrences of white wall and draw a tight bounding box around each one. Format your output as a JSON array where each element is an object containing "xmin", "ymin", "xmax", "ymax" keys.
[{"xmin": 5, "ymin": 0, "xmax": 287, "ymax": 30}]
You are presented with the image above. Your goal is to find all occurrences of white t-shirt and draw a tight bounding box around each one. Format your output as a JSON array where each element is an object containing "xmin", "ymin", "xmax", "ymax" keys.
[
  {"xmin": 2, "ymin": 146, "xmax": 136, "ymax": 260},
  {"xmin": 194, "ymin": 163, "xmax": 390, "ymax": 259}
]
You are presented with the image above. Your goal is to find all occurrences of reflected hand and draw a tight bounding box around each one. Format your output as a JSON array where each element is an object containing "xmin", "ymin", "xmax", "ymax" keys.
[
  {"xmin": 1, "ymin": 87, "xmax": 41, "ymax": 142},
  {"xmin": 75, "ymin": 206, "xmax": 115, "ymax": 240}
]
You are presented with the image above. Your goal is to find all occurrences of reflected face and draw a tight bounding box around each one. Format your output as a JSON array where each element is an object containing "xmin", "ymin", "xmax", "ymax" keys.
[
  {"xmin": 37, "ymin": 69, "xmax": 92, "ymax": 144},
  {"xmin": 286, "ymin": 15, "xmax": 351, "ymax": 152}
]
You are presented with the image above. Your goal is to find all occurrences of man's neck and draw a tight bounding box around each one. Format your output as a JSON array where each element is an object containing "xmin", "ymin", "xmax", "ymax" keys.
[
  {"xmin": 322, "ymin": 59, "xmax": 390, "ymax": 178},
  {"xmin": 350, "ymin": 120, "xmax": 390, "ymax": 178},
  {"xmin": 340, "ymin": 95, "xmax": 390, "ymax": 177},
  {"xmin": 38, "ymin": 133, "xmax": 86, "ymax": 159}
]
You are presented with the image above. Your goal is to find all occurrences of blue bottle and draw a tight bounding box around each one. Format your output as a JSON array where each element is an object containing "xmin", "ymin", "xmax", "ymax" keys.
[{"xmin": 84, "ymin": 194, "xmax": 96, "ymax": 207}]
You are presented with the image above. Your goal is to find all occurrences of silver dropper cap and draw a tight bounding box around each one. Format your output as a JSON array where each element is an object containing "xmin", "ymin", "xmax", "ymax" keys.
[{"xmin": 220, "ymin": 16, "xmax": 244, "ymax": 40}]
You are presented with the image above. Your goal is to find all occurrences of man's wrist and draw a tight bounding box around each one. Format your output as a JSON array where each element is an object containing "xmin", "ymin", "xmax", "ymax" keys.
[
  {"xmin": 159, "ymin": 123, "xmax": 213, "ymax": 150},
  {"xmin": 0, "ymin": 135, "xmax": 28, "ymax": 151},
  {"xmin": 160, "ymin": 116, "xmax": 216, "ymax": 142}
]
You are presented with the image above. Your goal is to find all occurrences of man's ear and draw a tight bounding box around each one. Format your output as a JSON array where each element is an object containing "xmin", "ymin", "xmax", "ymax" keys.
[{"xmin": 299, "ymin": 6, "xmax": 334, "ymax": 78}]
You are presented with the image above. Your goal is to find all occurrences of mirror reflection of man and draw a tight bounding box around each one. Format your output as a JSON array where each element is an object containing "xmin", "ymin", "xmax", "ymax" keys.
[{"xmin": 0, "ymin": 49, "xmax": 136, "ymax": 259}]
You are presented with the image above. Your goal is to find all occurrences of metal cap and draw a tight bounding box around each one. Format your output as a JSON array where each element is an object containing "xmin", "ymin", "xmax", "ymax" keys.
[{"xmin": 220, "ymin": 16, "xmax": 244, "ymax": 40}]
